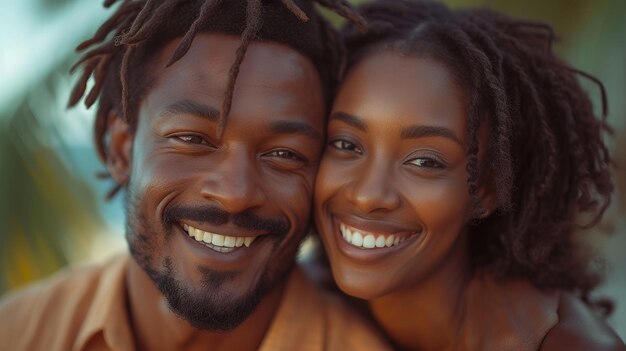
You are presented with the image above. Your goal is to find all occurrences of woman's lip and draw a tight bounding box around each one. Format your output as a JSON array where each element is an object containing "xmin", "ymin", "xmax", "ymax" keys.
[
  {"xmin": 331, "ymin": 217, "xmax": 425, "ymax": 264},
  {"xmin": 333, "ymin": 214, "xmax": 422, "ymax": 236}
]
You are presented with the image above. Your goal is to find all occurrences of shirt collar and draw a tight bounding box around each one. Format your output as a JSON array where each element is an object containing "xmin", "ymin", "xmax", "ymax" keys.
[
  {"xmin": 74, "ymin": 254, "xmax": 135, "ymax": 351},
  {"xmin": 72, "ymin": 256, "xmax": 325, "ymax": 351}
]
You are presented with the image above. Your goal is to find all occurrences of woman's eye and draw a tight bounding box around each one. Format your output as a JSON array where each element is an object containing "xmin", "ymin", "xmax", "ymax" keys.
[
  {"xmin": 331, "ymin": 139, "xmax": 362, "ymax": 154},
  {"xmin": 407, "ymin": 157, "xmax": 445, "ymax": 169},
  {"xmin": 266, "ymin": 150, "xmax": 303, "ymax": 161}
]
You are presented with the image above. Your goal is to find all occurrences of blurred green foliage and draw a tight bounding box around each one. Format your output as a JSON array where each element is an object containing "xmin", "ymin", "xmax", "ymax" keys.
[{"xmin": 0, "ymin": 65, "xmax": 103, "ymax": 293}]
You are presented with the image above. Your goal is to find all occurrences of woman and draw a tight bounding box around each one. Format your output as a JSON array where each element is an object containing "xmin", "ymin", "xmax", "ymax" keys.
[{"xmin": 313, "ymin": 0, "xmax": 625, "ymax": 349}]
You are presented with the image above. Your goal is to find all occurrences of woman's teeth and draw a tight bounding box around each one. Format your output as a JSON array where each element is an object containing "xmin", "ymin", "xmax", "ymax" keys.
[
  {"xmin": 339, "ymin": 223, "xmax": 416, "ymax": 249},
  {"xmin": 183, "ymin": 224, "xmax": 256, "ymax": 253}
]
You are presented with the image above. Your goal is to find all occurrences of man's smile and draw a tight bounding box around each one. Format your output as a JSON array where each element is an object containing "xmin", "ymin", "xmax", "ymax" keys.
[{"xmin": 183, "ymin": 223, "xmax": 258, "ymax": 253}]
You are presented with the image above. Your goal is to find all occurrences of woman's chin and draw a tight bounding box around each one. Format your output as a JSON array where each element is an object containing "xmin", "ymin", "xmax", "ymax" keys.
[{"xmin": 332, "ymin": 266, "xmax": 393, "ymax": 300}]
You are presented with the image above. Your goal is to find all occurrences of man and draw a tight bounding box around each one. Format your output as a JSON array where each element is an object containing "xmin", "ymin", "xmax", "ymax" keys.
[{"xmin": 0, "ymin": 1, "xmax": 391, "ymax": 350}]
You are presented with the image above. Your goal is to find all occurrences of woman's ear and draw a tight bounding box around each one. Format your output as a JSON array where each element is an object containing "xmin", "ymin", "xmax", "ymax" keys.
[
  {"xmin": 106, "ymin": 112, "xmax": 132, "ymax": 186},
  {"xmin": 476, "ymin": 184, "xmax": 497, "ymax": 219}
]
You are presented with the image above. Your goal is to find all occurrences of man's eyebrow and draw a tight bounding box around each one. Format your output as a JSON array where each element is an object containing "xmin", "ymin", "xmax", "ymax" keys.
[
  {"xmin": 268, "ymin": 120, "xmax": 321, "ymax": 140},
  {"xmin": 329, "ymin": 111, "xmax": 367, "ymax": 132},
  {"xmin": 161, "ymin": 99, "xmax": 219, "ymax": 121},
  {"xmin": 401, "ymin": 125, "xmax": 463, "ymax": 146}
]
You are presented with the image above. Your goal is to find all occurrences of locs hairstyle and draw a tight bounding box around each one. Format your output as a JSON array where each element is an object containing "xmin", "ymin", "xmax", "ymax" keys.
[
  {"xmin": 68, "ymin": 0, "xmax": 367, "ymax": 197},
  {"xmin": 342, "ymin": 0, "xmax": 613, "ymax": 303}
]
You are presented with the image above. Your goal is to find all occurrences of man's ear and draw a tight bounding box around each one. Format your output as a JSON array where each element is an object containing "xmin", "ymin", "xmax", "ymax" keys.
[{"xmin": 106, "ymin": 112, "xmax": 132, "ymax": 185}]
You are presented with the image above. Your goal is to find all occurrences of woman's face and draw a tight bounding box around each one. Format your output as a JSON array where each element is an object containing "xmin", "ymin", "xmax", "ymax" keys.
[{"xmin": 314, "ymin": 51, "xmax": 480, "ymax": 299}]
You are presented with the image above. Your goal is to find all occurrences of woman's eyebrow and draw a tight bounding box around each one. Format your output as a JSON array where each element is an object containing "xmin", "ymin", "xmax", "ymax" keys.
[
  {"xmin": 329, "ymin": 111, "xmax": 367, "ymax": 132},
  {"xmin": 401, "ymin": 125, "xmax": 463, "ymax": 147},
  {"xmin": 330, "ymin": 111, "xmax": 462, "ymax": 146}
]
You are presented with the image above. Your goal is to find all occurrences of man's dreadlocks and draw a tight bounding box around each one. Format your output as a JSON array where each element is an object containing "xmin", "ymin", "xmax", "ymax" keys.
[{"xmin": 69, "ymin": 0, "xmax": 366, "ymax": 198}]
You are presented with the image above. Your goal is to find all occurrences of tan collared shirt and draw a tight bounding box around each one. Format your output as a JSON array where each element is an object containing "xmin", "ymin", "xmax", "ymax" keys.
[{"xmin": 0, "ymin": 255, "xmax": 391, "ymax": 351}]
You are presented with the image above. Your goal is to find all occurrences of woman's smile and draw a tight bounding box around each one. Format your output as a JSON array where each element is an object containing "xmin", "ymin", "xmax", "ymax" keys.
[{"xmin": 330, "ymin": 214, "xmax": 426, "ymax": 263}]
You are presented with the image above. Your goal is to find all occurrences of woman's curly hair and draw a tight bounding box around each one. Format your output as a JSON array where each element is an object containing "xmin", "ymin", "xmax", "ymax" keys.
[{"xmin": 342, "ymin": 0, "xmax": 613, "ymax": 301}]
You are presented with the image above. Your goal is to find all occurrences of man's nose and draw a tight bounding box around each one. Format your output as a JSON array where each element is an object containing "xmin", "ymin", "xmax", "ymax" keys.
[{"xmin": 200, "ymin": 149, "xmax": 267, "ymax": 214}]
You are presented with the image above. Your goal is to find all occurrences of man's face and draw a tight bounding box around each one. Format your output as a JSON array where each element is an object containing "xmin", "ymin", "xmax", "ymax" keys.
[{"xmin": 113, "ymin": 33, "xmax": 325, "ymax": 330}]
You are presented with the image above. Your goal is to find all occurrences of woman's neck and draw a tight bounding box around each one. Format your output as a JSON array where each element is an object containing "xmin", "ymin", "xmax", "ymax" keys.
[
  {"xmin": 368, "ymin": 241, "xmax": 473, "ymax": 351},
  {"xmin": 369, "ymin": 265, "xmax": 563, "ymax": 351}
]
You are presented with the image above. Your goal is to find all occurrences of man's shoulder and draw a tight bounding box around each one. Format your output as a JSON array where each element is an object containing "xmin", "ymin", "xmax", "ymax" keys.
[
  {"xmin": 540, "ymin": 293, "xmax": 626, "ymax": 351},
  {"xmin": 0, "ymin": 255, "xmax": 128, "ymax": 350},
  {"xmin": 0, "ymin": 259, "xmax": 108, "ymax": 316}
]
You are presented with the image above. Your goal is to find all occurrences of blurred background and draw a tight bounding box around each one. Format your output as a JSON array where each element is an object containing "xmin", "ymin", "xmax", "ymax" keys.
[{"xmin": 1, "ymin": 0, "xmax": 624, "ymax": 340}]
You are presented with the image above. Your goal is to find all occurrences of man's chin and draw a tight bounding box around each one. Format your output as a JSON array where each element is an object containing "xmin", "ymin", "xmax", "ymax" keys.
[
  {"xmin": 164, "ymin": 282, "xmax": 267, "ymax": 331},
  {"xmin": 143, "ymin": 259, "xmax": 273, "ymax": 331}
]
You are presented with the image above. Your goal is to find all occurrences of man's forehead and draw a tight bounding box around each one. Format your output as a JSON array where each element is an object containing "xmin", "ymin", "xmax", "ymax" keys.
[
  {"xmin": 138, "ymin": 33, "xmax": 325, "ymax": 135},
  {"xmin": 149, "ymin": 33, "xmax": 320, "ymax": 90}
]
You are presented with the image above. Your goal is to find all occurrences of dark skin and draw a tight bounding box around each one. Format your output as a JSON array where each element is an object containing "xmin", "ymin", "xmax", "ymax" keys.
[
  {"xmin": 314, "ymin": 51, "xmax": 625, "ymax": 351},
  {"xmin": 107, "ymin": 33, "xmax": 325, "ymax": 351}
]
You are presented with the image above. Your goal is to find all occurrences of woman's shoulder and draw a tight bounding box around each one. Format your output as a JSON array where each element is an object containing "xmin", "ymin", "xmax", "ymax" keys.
[
  {"xmin": 465, "ymin": 275, "xmax": 559, "ymax": 350},
  {"xmin": 540, "ymin": 293, "xmax": 626, "ymax": 351}
]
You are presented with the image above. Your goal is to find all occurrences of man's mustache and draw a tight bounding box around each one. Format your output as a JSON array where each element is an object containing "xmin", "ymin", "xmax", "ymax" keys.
[{"xmin": 163, "ymin": 205, "xmax": 290, "ymax": 237}]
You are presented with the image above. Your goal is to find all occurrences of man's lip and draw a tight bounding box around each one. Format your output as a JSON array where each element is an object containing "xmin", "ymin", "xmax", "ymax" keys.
[
  {"xmin": 183, "ymin": 223, "xmax": 259, "ymax": 249},
  {"xmin": 174, "ymin": 224, "xmax": 272, "ymax": 270},
  {"xmin": 179, "ymin": 221, "xmax": 268, "ymax": 238}
]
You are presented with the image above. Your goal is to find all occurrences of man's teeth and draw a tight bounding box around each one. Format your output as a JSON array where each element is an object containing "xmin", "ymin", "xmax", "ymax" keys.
[
  {"xmin": 339, "ymin": 223, "xmax": 415, "ymax": 249},
  {"xmin": 184, "ymin": 225, "xmax": 257, "ymax": 252}
]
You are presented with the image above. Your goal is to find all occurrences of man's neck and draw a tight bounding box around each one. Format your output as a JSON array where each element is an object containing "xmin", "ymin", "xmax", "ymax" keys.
[{"xmin": 125, "ymin": 259, "xmax": 285, "ymax": 351}]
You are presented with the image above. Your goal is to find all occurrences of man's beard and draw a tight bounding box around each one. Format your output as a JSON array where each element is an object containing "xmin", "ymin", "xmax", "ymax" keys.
[{"xmin": 124, "ymin": 187, "xmax": 298, "ymax": 331}]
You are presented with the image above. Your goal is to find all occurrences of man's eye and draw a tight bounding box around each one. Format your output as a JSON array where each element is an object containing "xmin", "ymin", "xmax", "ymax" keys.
[
  {"xmin": 331, "ymin": 139, "xmax": 362, "ymax": 154},
  {"xmin": 266, "ymin": 150, "xmax": 303, "ymax": 161},
  {"xmin": 407, "ymin": 157, "xmax": 445, "ymax": 169},
  {"xmin": 176, "ymin": 135, "xmax": 207, "ymax": 144}
]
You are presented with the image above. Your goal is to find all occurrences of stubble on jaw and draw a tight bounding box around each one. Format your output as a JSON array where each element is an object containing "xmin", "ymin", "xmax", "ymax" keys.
[{"xmin": 123, "ymin": 186, "xmax": 298, "ymax": 330}]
